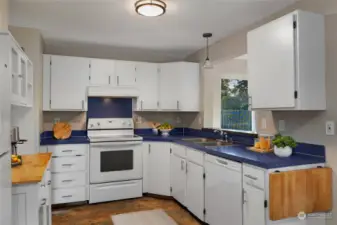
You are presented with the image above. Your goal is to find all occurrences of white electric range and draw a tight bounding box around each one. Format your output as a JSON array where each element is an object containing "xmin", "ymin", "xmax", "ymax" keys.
[{"xmin": 87, "ymin": 118, "xmax": 143, "ymax": 204}]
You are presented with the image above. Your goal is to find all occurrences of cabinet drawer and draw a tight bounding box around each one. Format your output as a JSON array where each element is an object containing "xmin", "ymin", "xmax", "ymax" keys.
[
  {"xmin": 187, "ymin": 148, "xmax": 204, "ymax": 165},
  {"xmin": 51, "ymin": 156, "xmax": 86, "ymax": 173},
  {"xmin": 52, "ymin": 187, "xmax": 86, "ymax": 204},
  {"xmin": 48, "ymin": 144, "xmax": 88, "ymax": 157},
  {"xmin": 171, "ymin": 144, "xmax": 186, "ymax": 158},
  {"xmin": 243, "ymin": 164, "xmax": 265, "ymax": 190},
  {"xmin": 52, "ymin": 172, "xmax": 86, "ymax": 189}
]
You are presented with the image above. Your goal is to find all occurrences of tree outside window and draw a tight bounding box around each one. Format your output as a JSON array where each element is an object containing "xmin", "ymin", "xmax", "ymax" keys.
[{"xmin": 221, "ymin": 79, "xmax": 252, "ymax": 131}]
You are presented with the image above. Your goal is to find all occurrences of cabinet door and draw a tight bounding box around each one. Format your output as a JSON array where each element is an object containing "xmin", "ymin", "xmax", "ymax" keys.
[
  {"xmin": 90, "ymin": 59, "xmax": 115, "ymax": 86},
  {"xmin": 179, "ymin": 63, "xmax": 200, "ymax": 111},
  {"xmin": 115, "ymin": 61, "xmax": 136, "ymax": 86},
  {"xmin": 186, "ymin": 162, "xmax": 204, "ymax": 221},
  {"xmin": 170, "ymin": 154, "xmax": 186, "ymax": 205},
  {"xmin": 136, "ymin": 63, "xmax": 159, "ymax": 110},
  {"xmin": 50, "ymin": 56, "xmax": 89, "ymax": 110},
  {"xmin": 12, "ymin": 193, "xmax": 26, "ymax": 225},
  {"xmin": 159, "ymin": 63, "xmax": 180, "ymax": 110},
  {"xmin": 142, "ymin": 143, "xmax": 150, "ymax": 193},
  {"xmin": 248, "ymin": 13, "xmax": 295, "ymax": 109},
  {"xmin": 243, "ymin": 183, "xmax": 265, "ymax": 225},
  {"xmin": 148, "ymin": 142, "xmax": 171, "ymax": 196}
]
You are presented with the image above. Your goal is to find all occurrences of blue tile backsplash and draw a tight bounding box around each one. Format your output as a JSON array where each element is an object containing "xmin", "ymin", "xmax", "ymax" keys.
[{"xmin": 87, "ymin": 97, "xmax": 133, "ymax": 118}]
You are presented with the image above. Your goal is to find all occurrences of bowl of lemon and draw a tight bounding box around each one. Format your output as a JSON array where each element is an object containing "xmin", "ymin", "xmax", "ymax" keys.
[
  {"xmin": 11, "ymin": 155, "xmax": 22, "ymax": 167},
  {"xmin": 157, "ymin": 123, "xmax": 173, "ymax": 136}
]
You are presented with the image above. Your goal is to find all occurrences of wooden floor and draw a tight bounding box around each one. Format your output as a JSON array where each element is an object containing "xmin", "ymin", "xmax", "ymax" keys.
[{"xmin": 52, "ymin": 197, "xmax": 202, "ymax": 225}]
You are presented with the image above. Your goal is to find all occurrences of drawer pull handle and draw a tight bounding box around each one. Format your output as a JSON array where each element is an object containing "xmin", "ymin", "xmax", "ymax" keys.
[
  {"xmin": 62, "ymin": 180, "xmax": 73, "ymax": 183},
  {"xmin": 48, "ymin": 180, "xmax": 51, "ymax": 185},
  {"xmin": 62, "ymin": 164, "xmax": 73, "ymax": 167},
  {"xmin": 62, "ymin": 150, "xmax": 73, "ymax": 153},
  {"xmin": 244, "ymin": 174, "xmax": 258, "ymax": 180},
  {"xmin": 62, "ymin": 195, "xmax": 73, "ymax": 198},
  {"xmin": 41, "ymin": 198, "xmax": 47, "ymax": 206},
  {"xmin": 216, "ymin": 159, "xmax": 228, "ymax": 166}
]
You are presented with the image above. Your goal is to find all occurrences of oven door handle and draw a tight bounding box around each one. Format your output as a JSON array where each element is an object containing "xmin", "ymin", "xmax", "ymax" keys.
[
  {"xmin": 90, "ymin": 141, "xmax": 143, "ymax": 148},
  {"xmin": 95, "ymin": 181, "xmax": 139, "ymax": 190}
]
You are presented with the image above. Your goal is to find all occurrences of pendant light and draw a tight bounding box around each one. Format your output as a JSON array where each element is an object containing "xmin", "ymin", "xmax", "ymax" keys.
[
  {"xmin": 135, "ymin": 0, "xmax": 167, "ymax": 17},
  {"xmin": 203, "ymin": 33, "xmax": 213, "ymax": 69}
]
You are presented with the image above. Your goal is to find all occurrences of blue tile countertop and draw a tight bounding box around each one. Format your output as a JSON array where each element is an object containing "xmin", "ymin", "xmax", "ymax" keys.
[
  {"xmin": 40, "ymin": 131, "xmax": 90, "ymax": 146},
  {"xmin": 140, "ymin": 134, "xmax": 326, "ymax": 169}
]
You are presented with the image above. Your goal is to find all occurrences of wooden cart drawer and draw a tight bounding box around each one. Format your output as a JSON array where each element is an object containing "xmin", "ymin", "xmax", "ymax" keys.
[
  {"xmin": 52, "ymin": 187, "xmax": 86, "ymax": 204},
  {"xmin": 51, "ymin": 156, "xmax": 86, "ymax": 173},
  {"xmin": 52, "ymin": 172, "xmax": 86, "ymax": 189}
]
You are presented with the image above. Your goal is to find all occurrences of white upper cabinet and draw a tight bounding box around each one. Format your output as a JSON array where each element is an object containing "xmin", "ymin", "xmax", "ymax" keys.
[
  {"xmin": 178, "ymin": 62, "xmax": 200, "ymax": 111},
  {"xmin": 159, "ymin": 63, "xmax": 180, "ymax": 110},
  {"xmin": 46, "ymin": 55, "xmax": 90, "ymax": 111},
  {"xmin": 5, "ymin": 35, "xmax": 34, "ymax": 108},
  {"xmin": 159, "ymin": 62, "xmax": 199, "ymax": 111},
  {"xmin": 247, "ymin": 10, "xmax": 325, "ymax": 110},
  {"xmin": 115, "ymin": 60, "xmax": 137, "ymax": 87},
  {"xmin": 136, "ymin": 62, "xmax": 159, "ymax": 111},
  {"xmin": 90, "ymin": 59, "xmax": 115, "ymax": 86}
]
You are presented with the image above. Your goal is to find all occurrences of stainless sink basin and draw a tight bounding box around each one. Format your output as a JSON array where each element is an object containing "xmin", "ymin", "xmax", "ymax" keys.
[
  {"xmin": 181, "ymin": 138, "xmax": 216, "ymax": 143},
  {"xmin": 195, "ymin": 141, "xmax": 235, "ymax": 147}
]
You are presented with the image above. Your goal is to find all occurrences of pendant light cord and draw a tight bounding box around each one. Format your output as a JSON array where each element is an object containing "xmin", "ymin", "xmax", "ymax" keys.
[{"xmin": 206, "ymin": 37, "xmax": 209, "ymax": 60}]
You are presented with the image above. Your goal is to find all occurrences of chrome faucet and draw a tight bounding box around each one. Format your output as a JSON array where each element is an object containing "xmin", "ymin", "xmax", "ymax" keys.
[{"xmin": 214, "ymin": 129, "xmax": 229, "ymax": 143}]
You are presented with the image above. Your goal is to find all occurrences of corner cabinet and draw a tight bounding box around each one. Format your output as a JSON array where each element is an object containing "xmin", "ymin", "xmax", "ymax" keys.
[
  {"xmin": 159, "ymin": 62, "xmax": 200, "ymax": 112},
  {"xmin": 43, "ymin": 55, "xmax": 90, "ymax": 111},
  {"xmin": 247, "ymin": 10, "xmax": 326, "ymax": 110}
]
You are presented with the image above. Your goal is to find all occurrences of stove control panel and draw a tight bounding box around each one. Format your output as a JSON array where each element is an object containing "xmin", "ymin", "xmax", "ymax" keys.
[{"xmin": 87, "ymin": 118, "xmax": 134, "ymax": 130}]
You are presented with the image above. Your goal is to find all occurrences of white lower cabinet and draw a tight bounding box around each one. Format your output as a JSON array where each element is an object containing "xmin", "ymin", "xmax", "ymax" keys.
[
  {"xmin": 143, "ymin": 142, "xmax": 171, "ymax": 196},
  {"xmin": 45, "ymin": 144, "xmax": 89, "ymax": 205},
  {"xmin": 170, "ymin": 153, "xmax": 186, "ymax": 205},
  {"xmin": 12, "ymin": 161, "xmax": 51, "ymax": 225},
  {"xmin": 243, "ymin": 182, "xmax": 265, "ymax": 225},
  {"xmin": 186, "ymin": 161, "xmax": 204, "ymax": 221}
]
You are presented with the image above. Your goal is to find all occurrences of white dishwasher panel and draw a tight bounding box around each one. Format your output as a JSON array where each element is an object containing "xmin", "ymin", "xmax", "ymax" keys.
[{"xmin": 205, "ymin": 155, "xmax": 242, "ymax": 225}]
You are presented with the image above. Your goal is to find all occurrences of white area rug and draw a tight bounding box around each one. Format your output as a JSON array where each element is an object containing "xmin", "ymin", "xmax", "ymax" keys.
[{"xmin": 111, "ymin": 209, "xmax": 178, "ymax": 225}]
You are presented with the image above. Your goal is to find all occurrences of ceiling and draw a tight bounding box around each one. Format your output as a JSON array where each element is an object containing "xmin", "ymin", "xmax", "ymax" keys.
[{"xmin": 9, "ymin": 0, "xmax": 298, "ymax": 61}]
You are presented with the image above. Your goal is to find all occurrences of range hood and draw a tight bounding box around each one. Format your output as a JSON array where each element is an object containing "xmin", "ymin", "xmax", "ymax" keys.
[{"xmin": 87, "ymin": 86, "xmax": 139, "ymax": 98}]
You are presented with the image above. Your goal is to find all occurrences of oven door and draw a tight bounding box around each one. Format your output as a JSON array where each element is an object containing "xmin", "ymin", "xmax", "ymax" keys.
[{"xmin": 90, "ymin": 141, "xmax": 143, "ymax": 184}]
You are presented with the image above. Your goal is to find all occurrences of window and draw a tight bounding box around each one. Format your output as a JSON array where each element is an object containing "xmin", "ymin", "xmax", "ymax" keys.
[{"xmin": 221, "ymin": 79, "xmax": 253, "ymax": 132}]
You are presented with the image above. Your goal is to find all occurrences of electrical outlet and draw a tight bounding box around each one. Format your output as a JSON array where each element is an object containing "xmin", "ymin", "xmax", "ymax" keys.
[
  {"xmin": 176, "ymin": 117, "xmax": 182, "ymax": 124},
  {"xmin": 53, "ymin": 118, "xmax": 60, "ymax": 124},
  {"xmin": 278, "ymin": 120, "xmax": 286, "ymax": 132},
  {"xmin": 326, "ymin": 121, "xmax": 335, "ymax": 135}
]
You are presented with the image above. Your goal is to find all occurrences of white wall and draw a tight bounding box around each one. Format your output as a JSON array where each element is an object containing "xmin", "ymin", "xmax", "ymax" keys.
[
  {"xmin": 0, "ymin": 0, "xmax": 8, "ymax": 29},
  {"xmin": 9, "ymin": 26, "xmax": 44, "ymax": 154}
]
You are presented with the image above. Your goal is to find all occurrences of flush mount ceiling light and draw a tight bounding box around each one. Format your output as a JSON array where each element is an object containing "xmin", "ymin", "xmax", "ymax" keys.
[
  {"xmin": 135, "ymin": 0, "xmax": 167, "ymax": 17},
  {"xmin": 203, "ymin": 33, "xmax": 213, "ymax": 69}
]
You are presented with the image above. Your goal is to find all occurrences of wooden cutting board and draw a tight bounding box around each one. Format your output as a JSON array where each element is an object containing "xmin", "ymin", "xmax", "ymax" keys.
[
  {"xmin": 53, "ymin": 122, "xmax": 72, "ymax": 140},
  {"xmin": 269, "ymin": 167, "xmax": 332, "ymax": 221}
]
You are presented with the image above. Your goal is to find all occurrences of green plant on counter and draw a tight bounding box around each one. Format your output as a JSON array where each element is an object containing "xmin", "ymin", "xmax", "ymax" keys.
[{"xmin": 272, "ymin": 134, "xmax": 297, "ymax": 148}]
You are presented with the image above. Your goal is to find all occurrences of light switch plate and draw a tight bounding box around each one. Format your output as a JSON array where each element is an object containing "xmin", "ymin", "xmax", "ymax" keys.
[
  {"xmin": 278, "ymin": 120, "xmax": 286, "ymax": 131},
  {"xmin": 326, "ymin": 121, "xmax": 335, "ymax": 136}
]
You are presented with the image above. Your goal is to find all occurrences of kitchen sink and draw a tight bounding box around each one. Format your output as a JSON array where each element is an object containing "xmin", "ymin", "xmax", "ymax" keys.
[
  {"xmin": 181, "ymin": 138, "xmax": 216, "ymax": 143},
  {"xmin": 195, "ymin": 141, "xmax": 235, "ymax": 147}
]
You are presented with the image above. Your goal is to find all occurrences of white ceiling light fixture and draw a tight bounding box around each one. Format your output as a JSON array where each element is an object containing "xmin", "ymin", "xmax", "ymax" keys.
[
  {"xmin": 203, "ymin": 33, "xmax": 213, "ymax": 69},
  {"xmin": 135, "ymin": 0, "xmax": 167, "ymax": 17}
]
